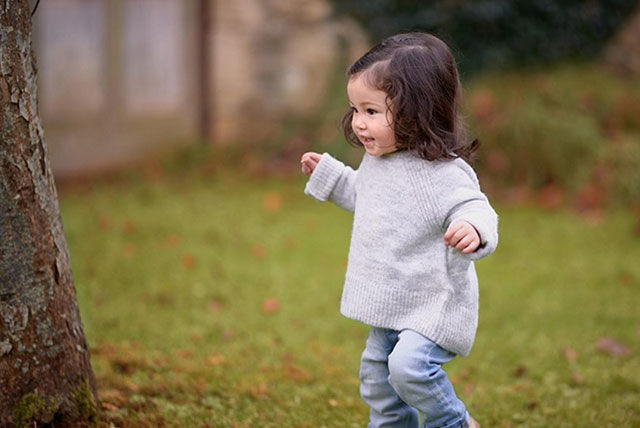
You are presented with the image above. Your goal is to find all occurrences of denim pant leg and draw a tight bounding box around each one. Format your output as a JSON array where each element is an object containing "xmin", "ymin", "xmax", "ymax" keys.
[
  {"xmin": 388, "ymin": 329, "xmax": 468, "ymax": 428},
  {"xmin": 360, "ymin": 328, "xmax": 419, "ymax": 428}
]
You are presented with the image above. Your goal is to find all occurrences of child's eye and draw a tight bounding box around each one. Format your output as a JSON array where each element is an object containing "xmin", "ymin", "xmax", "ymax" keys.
[{"xmin": 366, "ymin": 108, "xmax": 377, "ymax": 115}]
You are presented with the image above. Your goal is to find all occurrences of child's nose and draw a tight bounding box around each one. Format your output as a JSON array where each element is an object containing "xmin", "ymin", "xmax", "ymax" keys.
[{"xmin": 353, "ymin": 114, "xmax": 366, "ymax": 130}]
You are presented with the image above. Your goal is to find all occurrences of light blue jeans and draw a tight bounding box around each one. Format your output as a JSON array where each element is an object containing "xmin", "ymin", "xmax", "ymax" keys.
[{"xmin": 359, "ymin": 328, "xmax": 470, "ymax": 428}]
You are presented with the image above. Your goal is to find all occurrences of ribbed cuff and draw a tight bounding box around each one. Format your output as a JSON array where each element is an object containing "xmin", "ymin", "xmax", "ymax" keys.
[
  {"xmin": 452, "ymin": 212, "xmax": 498, "ymax": 261},
  {"xmin": 304, "ymin": 153, "xmax": 345, "ymax": 202}
]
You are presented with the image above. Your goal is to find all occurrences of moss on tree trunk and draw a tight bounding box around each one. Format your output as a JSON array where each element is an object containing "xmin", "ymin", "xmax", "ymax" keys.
[{"xmin": 0, "ymin": 1, "xmax": 98, "ymax": 426}]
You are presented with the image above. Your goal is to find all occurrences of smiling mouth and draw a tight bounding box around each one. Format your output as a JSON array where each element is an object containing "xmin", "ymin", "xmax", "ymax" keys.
[{"xmin": 360, "ymin": 136, "xmax": 374, "ymax": 145}]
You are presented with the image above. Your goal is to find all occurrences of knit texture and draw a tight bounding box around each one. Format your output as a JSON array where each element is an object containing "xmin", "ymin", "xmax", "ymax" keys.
[{"xmin": 304, "ymin": 151, "xmax": 498, "ymax": 356}]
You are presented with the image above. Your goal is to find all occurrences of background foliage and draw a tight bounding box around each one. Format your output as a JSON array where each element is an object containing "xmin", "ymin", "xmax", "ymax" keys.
[{"xmin": 332, "ymin": 0, "xmax": 639, "ymax": 74}]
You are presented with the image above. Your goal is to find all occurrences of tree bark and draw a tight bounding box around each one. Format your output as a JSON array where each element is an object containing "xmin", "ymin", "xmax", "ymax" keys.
[{"xmin": 1, "ymin": 2, "xmax": 98, "ymax": 427}]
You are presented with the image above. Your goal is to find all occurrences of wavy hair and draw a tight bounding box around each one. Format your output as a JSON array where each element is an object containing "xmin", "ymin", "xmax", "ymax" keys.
[{"xmin": 342, "ymin": 33, "xmax": 478, "ymax": 163}]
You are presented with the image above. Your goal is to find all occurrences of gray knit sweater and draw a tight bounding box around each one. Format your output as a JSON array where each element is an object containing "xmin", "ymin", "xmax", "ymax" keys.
[{"xmin": 304, "ymin": 151, "xmax": 498, "ymax": 356}]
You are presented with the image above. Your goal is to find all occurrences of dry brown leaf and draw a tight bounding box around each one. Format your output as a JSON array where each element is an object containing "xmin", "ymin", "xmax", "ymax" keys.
[
  {"xmin": 262, "ymin": 298, "xmax": 280, "ymax": 314},
  {"xmin": 328, "ymin": 398, "xmax": 340, "ymax": 407},
  {"xmin": 208, "ymin": 352, "xmax": 226, "ymax": 366},
  {"xmin": 249, "ymin": 383, "xmax": 269, "ymax": 399},
  {"xmin": 571, "ymin": 371, "xmax": 585, "ymax": 385},
  {"xmin": 123, "ymin": 243, "xmax": 136, "ymax": 258},
  {"xmin": 99, "ymin": 389, "xmax": 128, "ymax": 406},
  {"xmin": 181, "ymin": 253, "xmax": 195, "ymax": 268},
  {"xmin": 164, "ymin": 234, "xmax": 181, "ymax": 248},
  {"xmin": 252, "ymin": 243, "xmax": 266, "ymax": 259},
  {"xmin": 513, "ymin": 365, "xmax": 527, "ymax": 378},
  {"xmin": 176, "ymin": 349, "xmax": 194, "ymax": 359},
  {"xmin": 99, "ymin": 216, "xmax": 111, "ymax": 231},
  {"xmin": 262, "ymin": 192, "xmax": 283, "ymax": 213},
  {"xmin": 208, "ymin": 299, "xmax": 222, "ymax": 313},
  {"xmin": 122, "ymin": 220, "xmax": 137, "ymax": 234},
  {"xmin": 284, "ymin": 364, "xmax": 313, "ymax": 382},
  {"xmin": 101, "ymin": 402, "xmax": 119, "ymax": 412},
  {"xmin": 463, "ymin": 382, "xmax": 475, "ymax": 396},
  {"xmin": 561, "ymin": 347, "xmax": 578, "ymax": 362}
]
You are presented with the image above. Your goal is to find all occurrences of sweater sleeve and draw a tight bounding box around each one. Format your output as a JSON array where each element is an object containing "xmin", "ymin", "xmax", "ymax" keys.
[
  {"xmin": 434, "ymin": 160, "xmax": 498, "ymax": 261},
  {"xmin": 304, "ymin": 153, "xmax": 358, "ymax": 212}
]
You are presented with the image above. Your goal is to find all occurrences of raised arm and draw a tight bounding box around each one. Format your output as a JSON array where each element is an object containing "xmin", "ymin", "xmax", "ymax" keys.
[{"xmin": 302, "ymin": 152, "xmax": 358, "ymax": 212}]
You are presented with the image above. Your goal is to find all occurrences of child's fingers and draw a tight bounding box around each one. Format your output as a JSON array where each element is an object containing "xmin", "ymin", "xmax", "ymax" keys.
[
  {"xmin": 454, "ymin": 234, "xmax": 475, "ymax": 252},
  {"xmin": 301, "ymin": 152, "xmax": 321, "ymax": 164},
  {"xmin": 443, "ymin": 222, "xmax": 464, "ymax": 245},
  {"xmin": 460, "ymin": 240, "xmax": 480, "ymax": 254}
]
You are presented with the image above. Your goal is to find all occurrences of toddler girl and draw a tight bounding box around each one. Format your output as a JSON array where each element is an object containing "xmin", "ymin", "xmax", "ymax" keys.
[{"xmin": 300, "ymin": 32, "xmax": 497, "ymax": 428}]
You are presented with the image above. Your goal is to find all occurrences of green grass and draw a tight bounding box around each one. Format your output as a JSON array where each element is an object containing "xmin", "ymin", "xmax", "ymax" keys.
[{"xmin": 59, "ymin": 155, "xmax": 640, "ymax": 427}]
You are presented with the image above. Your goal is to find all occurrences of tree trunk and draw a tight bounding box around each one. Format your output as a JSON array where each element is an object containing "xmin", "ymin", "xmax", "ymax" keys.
[{"xmin": 0, "ymin": 2, "xmax": 98, "ymax": 427}]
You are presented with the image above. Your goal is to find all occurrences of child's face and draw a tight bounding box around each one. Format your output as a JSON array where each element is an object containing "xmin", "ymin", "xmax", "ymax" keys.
[{"xmin": 347, "ymin": 74, "xmax": 397, "ymax": 157}]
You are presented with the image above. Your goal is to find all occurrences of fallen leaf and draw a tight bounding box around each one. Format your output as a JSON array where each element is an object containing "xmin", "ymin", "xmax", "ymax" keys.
[
  {"xmin": 619, "ymin": 271, "xmax": 633, "ymax": 285},
  {"xmin": 463, "ymin": 382, "xmax": 475, "ymax": 396},
  {"xmin": 181, "ymin": 253, "xmax": 195, "ymax": 268},
  {"xmin": 252, "ymin": 243, "xmax": 266, "ymax": 259},
  {"xmin": 208, "ymin": 352, "xmax": 226, "ymax": 366},
  {"xmin": 99, "ymin": 389, "xmax": 128, "ymax": 406},
  {"xmin": 561, "ymin": 347, "xmax": 578, "ymax": 362},
  {"xmin": 284, "ymin": 236, "xmax": 298, "ymax": 250},
  {"xmin": 527, "ymin": 401, "xmax": 538, "ymax": 410},
  {"xmin": 513, "ymin": 365, "xmax": 527, "ymax": 378},
  {"xmin": 122, "ymin": 220, "xmax": 137, "ymax": 234},
  {"xmin": 595, "ymin": 336, "xmax": 632, "ymax": 357},
  {"xmin": 123, "ymin": 243, "xmax": 136, "ymax": 258},
  {"xmin": 262, "ymin": 192, "xmax": 283, "ymax": 213},
  {"xmin": 249, "ymin": 383, "xmax": 269, "ymax": 399},
  {"xmin": 262, "ymin": 298, "xmax": 280, "ymax": 314},
  {"xmin": 284, "ymin": 364, "xmax": 313, "ymax": 382},
  {"xmin": 164, "ymin": 234, "xmax": 181, "ymax": 248},
  {"xmin": 208, "ymin": 299, "xmax": 222, "ymax": 313},
  {"xmin": 101, "ymin": 402, "xmax": 119, "ymax": 412},
  {"xmin": 328, "ymin": 398, "xmax": 340, "ymax": 407},
  {"xmin": 571, "ymin": 371, "xmax": 585, "ymax": 385},
  {"xmin": 176, "ymin": 349, "xmax": 194, "ymax": 359},
  {"xmin": 98, "ymin": 216, "xmax": 111, "ymax": 230}
]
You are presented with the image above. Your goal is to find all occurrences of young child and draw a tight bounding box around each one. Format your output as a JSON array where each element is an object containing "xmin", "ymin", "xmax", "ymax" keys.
[{"xmin": 300, "ymin": 33, "xmax": 498, "ymax": 428}]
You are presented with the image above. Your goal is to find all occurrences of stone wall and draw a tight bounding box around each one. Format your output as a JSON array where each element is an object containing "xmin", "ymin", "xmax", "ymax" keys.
[{"xmin": 34, "ymin": 0, "xmax": 367, "ymax": 177}]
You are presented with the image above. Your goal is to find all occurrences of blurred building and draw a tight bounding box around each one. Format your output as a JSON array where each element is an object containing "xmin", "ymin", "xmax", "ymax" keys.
[{"xmin": 34, "ymin": 0, "xmax": 366, "ymax": 178}]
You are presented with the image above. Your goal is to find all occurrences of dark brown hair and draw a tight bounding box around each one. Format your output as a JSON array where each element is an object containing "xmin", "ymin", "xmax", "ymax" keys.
[{"xmin": 342, "ymin": 32, "xmax": 478, "ymax": 163}]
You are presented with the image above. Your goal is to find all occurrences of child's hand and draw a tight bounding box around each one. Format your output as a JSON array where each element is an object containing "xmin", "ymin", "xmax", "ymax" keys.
[
  {"xmin": 300, "ymin": 152, "xmax": 322, "ymax": 176},
  {"xmin": 444, "ymin": 220, "xmax": 481, "ymax": 254}
]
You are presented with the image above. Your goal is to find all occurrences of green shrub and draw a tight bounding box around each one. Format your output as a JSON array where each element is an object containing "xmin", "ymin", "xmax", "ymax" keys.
[
  {"xmin": 332, "ymin": 0, "xmax": 639, "ymax": 75},
  {"xmin": 466, "ymin": 63, "xmax": 640, "ymax": 207}
]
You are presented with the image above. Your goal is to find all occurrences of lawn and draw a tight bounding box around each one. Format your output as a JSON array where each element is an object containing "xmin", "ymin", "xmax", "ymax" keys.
[{"xmin": 59, "ymin": 155, "xmax": 640, "ymax": 427}]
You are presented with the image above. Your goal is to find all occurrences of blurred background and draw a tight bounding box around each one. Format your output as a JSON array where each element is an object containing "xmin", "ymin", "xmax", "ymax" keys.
[
  {"xmin": 34, "ymin": 0, "xmax": 640, "ymax": 210},
  {"xmin": 30, "ymin": 1, "xmax": 640, "ymax": 426}
]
